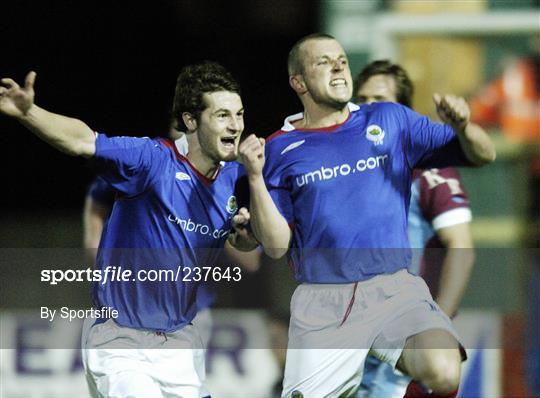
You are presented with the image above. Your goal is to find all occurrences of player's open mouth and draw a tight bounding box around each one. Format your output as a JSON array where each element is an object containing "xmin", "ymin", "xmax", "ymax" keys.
[
  {"xmin": 330, "ymin": 78, "xmax": 346, "ymax": 87},
  {"xmin": 220, "ymin": 137, "xmax": 237, "ymax": 150}
]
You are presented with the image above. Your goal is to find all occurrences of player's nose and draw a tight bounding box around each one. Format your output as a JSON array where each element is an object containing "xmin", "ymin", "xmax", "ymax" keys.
[{"xmin": 332, "ymin": 59, "xmax": 344, "ymax": 71}]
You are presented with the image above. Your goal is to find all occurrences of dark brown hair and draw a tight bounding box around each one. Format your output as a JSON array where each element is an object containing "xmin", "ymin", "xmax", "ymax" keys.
[
  {"xmin": 354, "ymin": 60, "xmax": 414, "ymax": 108},
  {"xmin": 172, "ymin": 61, "xmax": 240, "ymax": 130}
]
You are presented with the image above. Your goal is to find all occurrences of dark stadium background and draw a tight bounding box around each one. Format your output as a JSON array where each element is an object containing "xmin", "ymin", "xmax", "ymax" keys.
[{"xmin": 0, "ymin": 1, "xmax": 318, "ymax": 212}]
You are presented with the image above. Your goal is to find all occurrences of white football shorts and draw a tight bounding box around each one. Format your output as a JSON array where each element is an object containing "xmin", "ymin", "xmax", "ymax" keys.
[
  {"xmin": 82, "ymin": 311, "xmax": 211, "ymax": 398},
  {"xmin": 282, "ymin": 269, "xmax": 460, "ymax": 398}
]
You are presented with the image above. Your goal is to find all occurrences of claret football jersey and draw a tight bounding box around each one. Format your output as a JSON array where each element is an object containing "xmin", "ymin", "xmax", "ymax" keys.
[{"xmin": 408, "ymin": 167, "xmax": 472, "ymax": 297}]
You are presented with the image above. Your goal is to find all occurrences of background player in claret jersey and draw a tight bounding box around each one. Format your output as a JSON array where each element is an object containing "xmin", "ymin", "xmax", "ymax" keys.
[
  {"xmin": 354, "ymin": 60, "xmax": 475, "ymax": 397},
  {"xmin": 239, "ymin": 33, "xmax": 495, "ymax": 398},
  {"xmin": 0, "ymin": 62, "xmax": 259, "ymax": 398}
]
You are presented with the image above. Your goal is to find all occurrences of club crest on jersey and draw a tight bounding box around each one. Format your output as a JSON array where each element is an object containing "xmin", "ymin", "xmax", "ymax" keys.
[
  {"xmin": 366, "ymin": 124, "xmax": 385, "ymax": 145},
  {"xmin": 226, "ymin": 195, "xmax": 238, "ymax": 214}
]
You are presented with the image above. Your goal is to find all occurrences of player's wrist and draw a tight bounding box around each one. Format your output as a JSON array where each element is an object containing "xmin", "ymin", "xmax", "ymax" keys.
[
  {"xmin": 451, "ymin": 120, "xmax": 468, "ymax": 135},
  {"xmin": 247, "ymin": 172, "xmax": 265, "ymax": 185},
  {"xmin": 227, "ymin": 233, "xmax": 259, "ymax": 251},
  {"xmin": 17, "ymin": 103, "xmax": 37, "ymax": 122}
]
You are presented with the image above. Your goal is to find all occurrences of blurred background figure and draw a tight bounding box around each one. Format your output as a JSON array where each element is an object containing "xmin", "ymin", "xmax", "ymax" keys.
[
  {"xmin": 469, "ymin": 54, "xmax": 540, "ymax": 398},
  {"xmin": 354, "ymin": 59, "xmax": 475, "ymax": 398},
  {"xmin": 470, "ymin": 57, "xmax": 540, "ymax": 142}
]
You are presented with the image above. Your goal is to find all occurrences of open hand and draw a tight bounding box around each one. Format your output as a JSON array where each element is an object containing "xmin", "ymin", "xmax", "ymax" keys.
[{"xmin": 0, "ymin": 71, "xmax": 36, "ymax": 118}]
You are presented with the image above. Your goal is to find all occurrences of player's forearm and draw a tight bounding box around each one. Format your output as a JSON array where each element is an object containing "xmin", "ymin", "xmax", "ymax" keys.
[
  {"xmin": 18, "ymin": 105, "xmax": 96, "ymax": 157},
  {"xmin": 248, "ymin": 175, "xmax": 291, "ymax": 259},
  {"xmin": 454, "ymin": 122, "xmax": 496, "ymax": 166},
  {"xmin": 436, "ymin": 247, "xmax": 475, "ymax": 317}
]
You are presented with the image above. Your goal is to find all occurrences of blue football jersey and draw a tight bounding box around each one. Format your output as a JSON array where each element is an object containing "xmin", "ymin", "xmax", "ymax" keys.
[
  {"xmin": 92, "ymin": 134, "xmax": 244, "ymax": 332},
  {"xmin": 264, "ymin": 102, "xmax": 469, "ymax": 283}
]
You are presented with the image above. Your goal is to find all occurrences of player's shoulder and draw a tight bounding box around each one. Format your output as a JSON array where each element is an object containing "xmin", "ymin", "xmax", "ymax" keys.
[
  {"xmin": 359, "ymin": 101, "xmax": 409, "ymax": 121},
  {"xmin": 417, "ymin": 167, "xmax": 463, "ymax": 183},
  {"xmin": 266, "ymin": 110, "xmax": 305, "ymax": 145},
  {"xmin": 264, "ymin": 128, "xmax": 305, "ymax": 161},
  {"xmin": 95, "ymin": 133, "xmax": 169, "ymax": 160},
  {"xmin": 433, "ymin": 166, "xmax": 462, "ymax": 180},
  {"xmin": 266, "ymin": 129, "xmax": 290, "ymax": 143},
  {"xmin": 221, "ymin": 160, "xmax": 244, "ymax": 172}
]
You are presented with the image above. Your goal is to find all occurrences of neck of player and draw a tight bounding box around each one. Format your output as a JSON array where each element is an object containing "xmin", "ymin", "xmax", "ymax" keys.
[
  {"xmin": 187, "ymin": 148, "xmax": 221, "ymax": 179},
  {"xmin": 296, "ymin": 101, "xmax": 349, "ymax": 129}
]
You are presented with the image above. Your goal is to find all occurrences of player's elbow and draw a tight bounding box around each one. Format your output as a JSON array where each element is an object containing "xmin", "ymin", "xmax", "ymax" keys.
[
  {"xmin": 69, "ymin": 140, "xmax": 96, "ymax": 158},
  {"xmin": 264, "ymin": 247, "xmax": 288, "ymax": 260},
  {"xmin": 64, "ymin": 123, "xmax": 97, "ymax": 157},
  {"xmin": 473, "ymin": 149, "xmax": 496, "ymax": 166}
]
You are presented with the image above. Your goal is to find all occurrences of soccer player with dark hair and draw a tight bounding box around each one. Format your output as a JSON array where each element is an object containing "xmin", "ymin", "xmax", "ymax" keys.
[
  {"xmin": 239, "ymin": 34, "xmax": 495, "ymax": 397},
  {"xmin": 0, "ymin": 61, "xmax": 258, "ymax": 397},
  {"xmin": 355, "ymin": 60, "xmax": 475, "ymax": 398},
  {"xmin": 354, "ymin": 59, "xmax": 415, "ymax": 108}
]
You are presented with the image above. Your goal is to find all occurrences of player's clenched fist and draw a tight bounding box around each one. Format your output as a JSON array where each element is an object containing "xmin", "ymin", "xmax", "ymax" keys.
[
  {"xmin": 239, "ymin": 134, "xmax": 266, "ymax": 177},
  {"xmin": 433, "ymin": 93, "xmax": 470, "ymax": 132},
  {"xmin": 0, "ymin": 71, "xmax": 36, "ymax": 118},
  {"xmin": 228, "ymin": 207, "xmax": 259, "ymax": 251}
]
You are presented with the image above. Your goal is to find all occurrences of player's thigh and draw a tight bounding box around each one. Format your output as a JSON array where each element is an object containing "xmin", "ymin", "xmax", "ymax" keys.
[
  {"xmin": 282, "ymin": 348, "xmax": 367, "ymax": 398},
  {"xmin": 105, "ymin": 371, "xmax": 163, "ymax": 398},
  {"xmin": 150, "ymin": 348, "xmax": 207, "ymax": 398}
]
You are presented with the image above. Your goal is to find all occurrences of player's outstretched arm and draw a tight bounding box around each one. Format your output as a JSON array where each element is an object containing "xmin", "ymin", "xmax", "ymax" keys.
[
  {"xmin": 239, "ymin": 134, "xmax": 291, "ymax": 259},
  {"xmin": 433, "ymin": 93, "xmax": 496, "ymax": 166},
  {"xmin": 435, "ymin": 222, "xmax": 475, "ymax": 318},
  {"xmin": 0, "ymin": 72, "xmax": 96, "ymax": 157}
]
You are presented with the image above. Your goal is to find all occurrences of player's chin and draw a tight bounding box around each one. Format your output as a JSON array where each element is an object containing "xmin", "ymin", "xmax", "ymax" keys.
[
  {"xmin": 219, "ymin": 150, "xmax": 239, "ymax": 162},
  {"xmin": 328, "ymin": 97, "xmax": 350, "ymax": 110}
]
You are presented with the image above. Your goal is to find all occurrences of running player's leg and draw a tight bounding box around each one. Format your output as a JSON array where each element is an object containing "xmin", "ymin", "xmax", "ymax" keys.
[
  {"xmin": 397, "ymin": 329, "xmax": 461, "ymax": 395},
  {"xmin": 282, "ymin": 283, "xmax": 370, "ymax": 397},
  {"xmin": 368, "ymin": 272, "xmax": 463, "ymax": 397}
]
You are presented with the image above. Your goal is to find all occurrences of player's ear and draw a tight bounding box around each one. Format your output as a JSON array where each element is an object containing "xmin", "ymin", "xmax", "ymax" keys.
[
  {"xmin": 182, "ymin": 112, "xmax": 197, "ymax": 133},
  {"xmin": 289, "ymin": 74, "xmax": 307, "ymax": 94}
]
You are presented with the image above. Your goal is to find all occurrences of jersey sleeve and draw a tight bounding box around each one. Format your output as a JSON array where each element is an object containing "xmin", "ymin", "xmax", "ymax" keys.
[
  {"xmin": 263, "ymin": 139, "xmax": 294, "ymax": 224},
  {"xmin": 93, "ymin": 133, "xmax": 168, "ymax": 197},
  {"xmin": 87, "ymin": 176, "xmax": 115, "ymax": 206},
  {"xmin": 401, "ymin": 105, "xmax": 471, "ymax": 169},
  {"xmin": 418, "ymin": 167, "xmax": 472, "ymax": 230}
]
